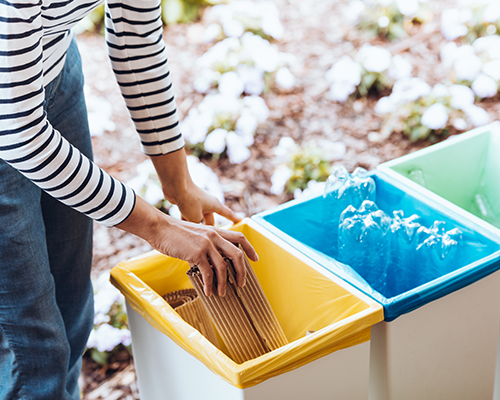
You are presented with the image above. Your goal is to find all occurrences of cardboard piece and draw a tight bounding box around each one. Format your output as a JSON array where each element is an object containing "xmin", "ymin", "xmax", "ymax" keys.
[
  {"xmin": 187, "ymin": 251, "xmax": 288, "ymax": 364},
  {"xmin": 163, "ymin": 289, "xmax": 220, "ymax": 348}
]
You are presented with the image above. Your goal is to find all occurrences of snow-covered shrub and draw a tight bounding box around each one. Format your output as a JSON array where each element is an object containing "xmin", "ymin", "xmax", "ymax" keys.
[
  {"xmin": 270, "ymin": 137, "xmax": 346, "ymax": 197},
  {"xmin": 128, "ymin": 156, "xmax": 225, "ymax": 214},
  {"xmin": 86, "ymin": 271, "xmax": 131, "ymax": 365},
  {"xmin": 203, "ymin": 0, "xmax": 284, "ymax": 43},
  {"xmin": 441, "ymin": 3, "xmax": 500, "ymax": 43},
  {"xmin": 161, "ymin": 0, "xmax": 229, "ymax": 25},
  {"xmin": 84, "ymin": 86, "xmax": 116, "ymax": 137},
  {"xmin": 345, "ymin": 0, "xmax": 432, "ymax": 41},
  {"xmin": 75, "ymin": 0, "xmax": 229, "ymax": 33},
  {"xmin": 326, "ymin": 44, "xmax": 412, "ymax": 102},
  {"xmin": 193, "ymin": 33, "xmax": 296, "ymax": 95},
  {"xmin": 126, "ymin": 156, "xmax": 233, "ymax": 225},
  {"xmin": 441, "ymin": 37, "xmax": 500, "ymax": 99},
  {"xmin": 165, "ymin": 156, "xmax": 233, "ymax": 225},
  {"xmin": 181, "ymin": 94, "xmax": 269, "ymax": 163},
  {"xmin": 376, "ymin": 79, "xmax": 490, "ymax": 140},
  {"xmin": 127, "ymin": 160, "xmax": 167, "ymax": 210},
  {"xmin": 74, "ymin": 4, "xmax": 105, "ymax": 34}
]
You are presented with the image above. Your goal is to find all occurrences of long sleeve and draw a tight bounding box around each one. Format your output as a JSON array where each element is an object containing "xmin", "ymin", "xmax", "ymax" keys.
[
  {"xmin": 104, "ymin": 0, "xmax": 185, "ymax": 156},
  {"xmin": 0, "ymin": 0, "xmax": 135, "ymax": 227}
]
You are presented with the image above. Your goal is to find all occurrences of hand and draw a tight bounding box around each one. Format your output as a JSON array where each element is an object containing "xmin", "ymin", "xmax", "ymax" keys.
[
  {"xmin": 174, "ymin": 182, "xmax": 240, "ymax": 226},
  {"xmin": 151, "ymin": 148, "xmax": 239, "ymax": 225},
  {"xmin": 116, "ymin": 196, "xmax": 259, "ymax": 297}
]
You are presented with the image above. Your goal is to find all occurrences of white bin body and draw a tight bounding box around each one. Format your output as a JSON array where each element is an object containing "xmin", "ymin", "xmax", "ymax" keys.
[
  {"xmin": 369, "ymin": 269, "xmax": 500, "ymax": 400},
  {"xmin": 127, "ymin": 305, "xmax": 371, "ymax": 400}
]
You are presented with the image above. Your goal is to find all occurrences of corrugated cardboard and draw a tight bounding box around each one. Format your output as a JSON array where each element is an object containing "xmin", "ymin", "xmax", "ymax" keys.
[
  {"xmin": 187, "ymin": 249, "xmax": 288, "ymax": 364},
  {"xmin": 164, "ymin": 289, "xmax": 219, "ymax": 348}
]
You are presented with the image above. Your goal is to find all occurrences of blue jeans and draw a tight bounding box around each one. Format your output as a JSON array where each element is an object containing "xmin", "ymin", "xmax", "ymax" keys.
[{"xmin": 0, "ymin": 37, "xmax": 94, "ymax": 400}]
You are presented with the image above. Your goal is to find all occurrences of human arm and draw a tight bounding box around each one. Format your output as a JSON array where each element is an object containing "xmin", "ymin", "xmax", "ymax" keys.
[
  {"xmin": 150, "ymin": 147, "xmax": 241, "ymax": 225},
  {"xmin": 104, "ymin": 0, "xmax": 256, "ymax": 289},
  {"xmin": 0, "ymin": 2, "xmax": 135, "ymax": 227},
  {"xmin": 104, "ymin": 0, "xmax": 233, "ymax": 223},
  {"xmin": 116, "ymin": 194, "xmax": 258, "ymax": 297}
]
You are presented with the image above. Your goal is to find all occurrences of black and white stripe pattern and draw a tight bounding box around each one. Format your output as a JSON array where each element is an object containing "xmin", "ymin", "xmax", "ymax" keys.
[
  {"xmin": 0, "ymin": 0, "xmax": 184, "ymax": 227},
  {"xmin": 105, "ymin": 0, "xmax": 183, "ymax": 156}
]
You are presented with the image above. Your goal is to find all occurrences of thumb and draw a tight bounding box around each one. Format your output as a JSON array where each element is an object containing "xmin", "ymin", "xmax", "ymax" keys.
[{"xmin": 180, "ymin": 209, "xmax": 204, "ymax": 224}]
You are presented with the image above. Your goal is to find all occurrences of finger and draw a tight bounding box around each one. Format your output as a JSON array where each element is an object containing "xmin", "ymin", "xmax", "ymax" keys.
[
  {"xmin": 183, "ymin": 214, "xmax": 204, "ymax": 224},
  {"xmin": 214, "ymin": 236, "xmax": 248, "ymax": 288},
  {"xmin": 213, "ymin": 202, "xmax": 241, "ymax": 224},
  {"xmin": 217, "ymin": 229, "xmax": 259, "ymax": 262},
  {"xmin": 206, "ymin": 246, "xmax": 228, "ymax": 297},
  {"xmin": 181, "ymin": 215, "xmax": 203, "ymax": 223},
  {"xmin": 203, "ymin": 212, "xmax": 215, "ymax": 226},
  {"xmin": 196, "ymin": 257, "xmax": 215, "ymax": 297},
  {"xmin": 181, "ymin": 208, "xmax": 204, "ymax": 224}
]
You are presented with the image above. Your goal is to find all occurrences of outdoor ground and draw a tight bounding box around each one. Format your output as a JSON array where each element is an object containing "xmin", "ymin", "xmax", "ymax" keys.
[{"xmin": 76, "ymin": 0, "xmax": 500, "ymax": 398}]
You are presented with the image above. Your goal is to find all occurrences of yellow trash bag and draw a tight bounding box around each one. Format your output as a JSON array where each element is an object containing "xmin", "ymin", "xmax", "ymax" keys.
[{"xmin": 110, "ymin": 219, "xmax": 383, "ymax": 389}]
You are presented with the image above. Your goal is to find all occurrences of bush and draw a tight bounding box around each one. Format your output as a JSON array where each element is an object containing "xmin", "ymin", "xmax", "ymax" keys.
[
  {"xmin": 345, "ymin": 0, "xmax": 432, "ymax": 41},
  {"xmin": 326, "ymin": 44, "xmax": 412, "ymax": 102},
  {"xmin": 181, "ymin": 94, "xmax": 269, "ymax": 163},
  {"xmin": 202, "ymin": 0, "xmax": 284, "ymax": 43},
  {"xmin": 441, "ymin": 37, "xmax": 500, "ymax": 99},
  {"xmin": 86, "ymin": 272, "xmax": 131, "ymax": 366},
  {"xmin": 441, "ymin": 4, "xmax": 500, "ymax": 43},
  {"xmin": 193, "ymin": 33, "xmax": 296, "ymax": 96},
  {"xmin": 270, "ymin": 137, "xmax": 346, "ymax": 198},
  {"xmin": 127, "ymin": 156, "xmax": 234, "ymax": 225},
  {"xmin": 162, "ymin": 0, "xmax": 228, "ymax": 25},
  {"xmin": 75, "ymin": 0, "xmax": 229, "ymax": 34},
  {"xmin": 376, "ymin": 79, "xmax": 490, "ymax": 141}
]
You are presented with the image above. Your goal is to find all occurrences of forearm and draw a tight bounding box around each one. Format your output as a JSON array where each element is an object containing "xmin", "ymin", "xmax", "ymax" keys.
[
  {"xmin": 115, "ymin": 194, "xmax": 166, "ymax": 244},
  {"xmin": 150, "ymin": 147, "xmax": 194, "ymax": 204}
]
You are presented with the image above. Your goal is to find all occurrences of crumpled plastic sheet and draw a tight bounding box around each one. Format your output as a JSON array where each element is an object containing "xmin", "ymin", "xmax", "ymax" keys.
[{"xmin": 253, "ymin": 171, "xmax": 500, "ymax": 321}]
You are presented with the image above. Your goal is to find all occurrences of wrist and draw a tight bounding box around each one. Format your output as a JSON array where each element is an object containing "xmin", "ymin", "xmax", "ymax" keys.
[
  {"xmin": 116, "ymin": 194, "xmax": 169, "ymax": 244},
  {"xmin": 150, "ymin": 148, "xmax": 194, "ymax": 205}
]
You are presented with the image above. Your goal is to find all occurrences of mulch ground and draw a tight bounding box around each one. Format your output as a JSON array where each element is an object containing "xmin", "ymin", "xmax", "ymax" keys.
[{"xmin": 77, "ymin": 0, "xmax": 500, "ymax": 398}]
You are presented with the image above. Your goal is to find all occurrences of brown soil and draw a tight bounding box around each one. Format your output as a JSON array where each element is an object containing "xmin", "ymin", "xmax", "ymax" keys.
[{"xmin": 77, "ymin": 0, "xmax": 500, "ymax": 398}]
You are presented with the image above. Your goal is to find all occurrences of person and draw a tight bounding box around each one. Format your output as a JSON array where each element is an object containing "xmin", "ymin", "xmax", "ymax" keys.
[{"xmin": 0, "ymin": 0, "xmax": 258, "ymax": 398}]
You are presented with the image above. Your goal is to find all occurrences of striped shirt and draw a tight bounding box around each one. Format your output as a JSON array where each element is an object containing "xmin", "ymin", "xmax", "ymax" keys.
[{"xmin": 0, "ymin": 0, "xmax": 184, "ymax": 227}]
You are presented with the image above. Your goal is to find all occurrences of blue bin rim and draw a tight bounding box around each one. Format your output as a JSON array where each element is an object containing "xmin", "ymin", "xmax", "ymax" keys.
[{"xmin": 252, "ymin": 170, "xmax": 500, "ymax": 321}]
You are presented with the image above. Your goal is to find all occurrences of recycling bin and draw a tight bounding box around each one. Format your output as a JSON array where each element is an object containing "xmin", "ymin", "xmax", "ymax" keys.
[
  {"xmin": 111, "ymin": 218, "xmax": 384, "ymax": 400},
  {"xmin": 378, "ymin": 122, "xmax": 500, "ymax": 237},
  {"xmin": 378, "ymin": 122, "xmax": 500, "ymax": 399},
  {"xmin": 253, "ymin": 171, "xmax": 500, "ymax": 400}
]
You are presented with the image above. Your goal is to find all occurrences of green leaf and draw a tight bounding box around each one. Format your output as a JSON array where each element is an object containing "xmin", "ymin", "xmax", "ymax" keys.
[
  {"xmin": 361, "ymin": 73, "xmax": 377, "ymax": 91},
  {"xmin": 90, "ymin": 348, "xmax": 110, "ymax": 366},
  {"xmin": 182, "ymin": 2, "xmax": 201, "ymax": 23},
  {"xmin": 377, "ymin": 74, "xmax": 393, "ymax": 89},
  {"xmin": 410, "ymin": 125, "xmax": 430, "ymax": 141},
  {"xmin": 388, "ymin": 22, "xmax": 408, "ymax": 40},
  {"xmin": 162, "ymin": 0, "xmax": 184, "ymax": 25}
]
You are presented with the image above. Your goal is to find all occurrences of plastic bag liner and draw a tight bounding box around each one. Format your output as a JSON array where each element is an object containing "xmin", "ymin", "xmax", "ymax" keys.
[
  {"xmin": 110, "ymin": 218, "xmax": 383, "ymax": 389},
  {"xmin": 379, "ymin": 123, "xmax": 500, "ymax": 233},
  {"xmin": 253, "ymin": 171, "xmax": 500, "ymax": 321}
]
